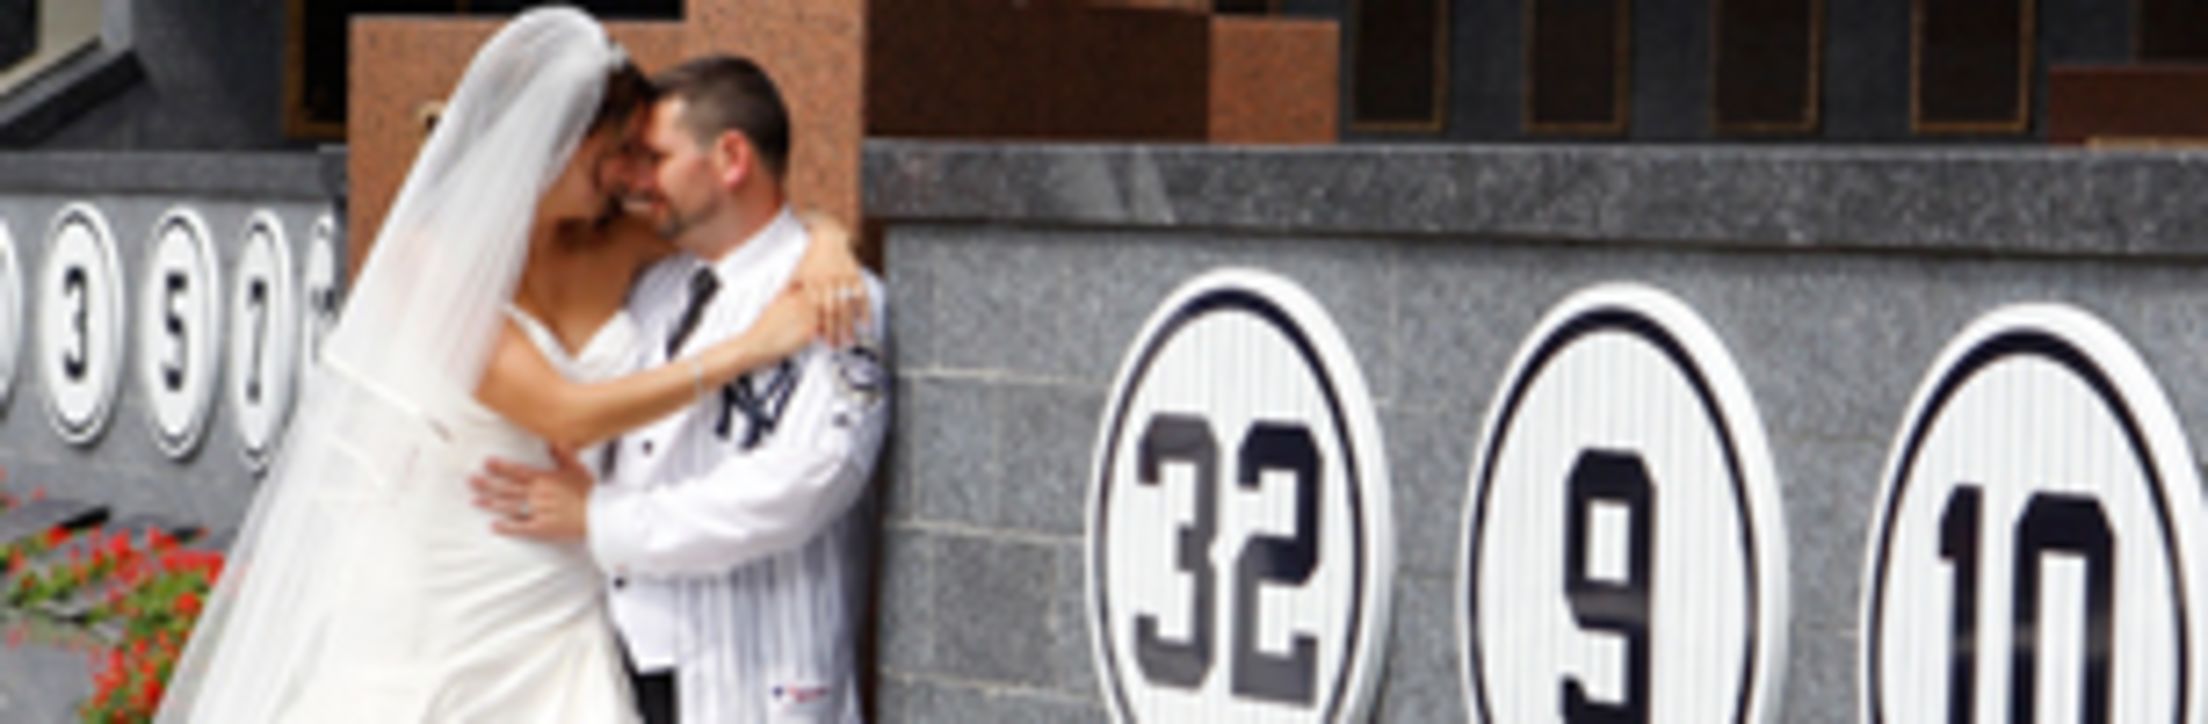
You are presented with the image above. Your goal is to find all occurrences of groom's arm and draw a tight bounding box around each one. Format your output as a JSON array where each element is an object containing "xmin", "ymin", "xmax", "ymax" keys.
[{"xmin": 585, "ymin": 318, "xmax": 889, "ymax": 578}]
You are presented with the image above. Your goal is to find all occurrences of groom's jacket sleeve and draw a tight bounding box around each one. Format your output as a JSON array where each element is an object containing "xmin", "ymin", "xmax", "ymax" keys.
[{"xmin": 585, "ymin": 330, "xmax": 889, "ymax": 579}]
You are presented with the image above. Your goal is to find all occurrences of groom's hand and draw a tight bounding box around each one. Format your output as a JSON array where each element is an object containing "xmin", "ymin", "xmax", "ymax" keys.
[{"xmin": 470, "ymin": 446, "xmax": 594, "ymax": 542}]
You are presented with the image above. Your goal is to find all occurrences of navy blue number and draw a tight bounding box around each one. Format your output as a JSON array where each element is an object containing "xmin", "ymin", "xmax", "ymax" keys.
[
  {"xmin": 1135, "ymin": 414, "xmax": 1218, "ymax": 688},
  {"xmin": 1562, "ymin": 450, "xmax": 1654, "ymax": 724},
  {"xmin": 61, "ymin": 266, "xmax": 87, "ymax": 380},
  {"xmin": 1231, "ymin": 423, "xmax": 1321, "ymax": 704},
  {"xmin": 161, "ymin": 272, "xmax": 189, "ymax": 391},
  {"xmin": 1132, "ymin": 416, "xmax": 1324, "ymax": 704},
  {"xmin": 1937, "ymin": 486, "xmax": 2113, "ymax": 724}
]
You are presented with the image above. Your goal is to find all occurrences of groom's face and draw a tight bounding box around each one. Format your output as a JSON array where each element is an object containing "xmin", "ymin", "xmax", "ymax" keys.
[{"xmin": 635, "ymin": 98, "xmax": 724, "ymax": 248}]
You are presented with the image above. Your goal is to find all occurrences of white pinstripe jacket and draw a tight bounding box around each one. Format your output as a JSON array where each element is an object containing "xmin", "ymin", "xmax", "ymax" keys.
[{"xmin": 590, "ymin": 208, "xmax": 888, "ymax": 723}]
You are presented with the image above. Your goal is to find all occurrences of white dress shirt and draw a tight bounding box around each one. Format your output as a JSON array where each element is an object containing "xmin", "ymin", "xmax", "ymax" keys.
[{"xmin": 592, "ymin": 208, "xmax": 888, "ymax": 722}]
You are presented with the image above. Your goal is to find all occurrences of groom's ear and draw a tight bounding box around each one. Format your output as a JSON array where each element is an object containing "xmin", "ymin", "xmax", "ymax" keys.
[{"xmin": 715, "ymin": 130, "xmax": 753, "ymax": 191}]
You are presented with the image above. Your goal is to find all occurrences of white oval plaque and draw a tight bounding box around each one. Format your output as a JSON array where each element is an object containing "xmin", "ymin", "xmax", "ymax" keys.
[
  {"xmin": 137, "ymin": 207, "xmax": 224, "ymax": 458},
  {"xmin": 229, "ymin": 211, "xmax": 299, "ymax": 472},
  {"xmin": 38, "ymin": 203, "xmax": 126, "ymax": 446}
]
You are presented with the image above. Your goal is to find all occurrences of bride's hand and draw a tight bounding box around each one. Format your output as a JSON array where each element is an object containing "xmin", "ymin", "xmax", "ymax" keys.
[
  {"xmin": 746, "ymin": 287, "xmax": 822, "ymax": 363},
  {"xmin": 794, "ymin": 210, "xmax": 868, "ymax": 348}
]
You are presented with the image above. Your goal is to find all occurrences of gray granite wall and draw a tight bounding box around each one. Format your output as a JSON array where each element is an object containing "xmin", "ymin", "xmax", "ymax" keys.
[{"xmin": 864, "ymin": 141, "xmax": 2208, "ymax": 722}]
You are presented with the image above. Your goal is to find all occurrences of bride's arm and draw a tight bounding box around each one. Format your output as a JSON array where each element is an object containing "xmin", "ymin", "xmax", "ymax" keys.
[{"xmin": 475, "ymin": 289, "xmax": 818, "ymax": 449}]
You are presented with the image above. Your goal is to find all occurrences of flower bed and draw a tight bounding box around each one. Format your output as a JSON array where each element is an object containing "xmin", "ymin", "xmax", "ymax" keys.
[{"xmin": 0, "ymin": 476, "xmax": 223, "ymax": 724}]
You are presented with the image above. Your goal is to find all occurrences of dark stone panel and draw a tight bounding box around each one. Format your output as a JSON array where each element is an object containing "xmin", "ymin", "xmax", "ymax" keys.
[
  {"xmin": 1914, "ymin": 0, "xmax": 2029, "ymax": 133},
  {"xmin": 1713, "ymin": 0, "xmax": 1819, "ymax": 134},
  {"xmin": 1527, "ymin": 0, "xmax": 1628, "ymax": 133},
  {"xmin": 1348, "ymin": 0, "xmax": 1447, "ymax": 128},
  {"xmin": 0, "ymin": 0, "xmax": 33, "ymax": 68},
  {"xmin": 1821, "ymin": 0, "xmax": 1911, "ymax": 140},
  {"xmin": 1631, "ymin": 0, "xmax": 1711, "ymax": 139},
  {"xmin": 2139, "ymin": 0, "xmax": 2208, "ymax": 60}
]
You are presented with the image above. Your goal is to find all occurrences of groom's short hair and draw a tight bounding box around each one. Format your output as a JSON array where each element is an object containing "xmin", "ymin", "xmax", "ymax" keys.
[{"xmin": 653, "ymin": 54, "xmax": 791, "ymax": 180}]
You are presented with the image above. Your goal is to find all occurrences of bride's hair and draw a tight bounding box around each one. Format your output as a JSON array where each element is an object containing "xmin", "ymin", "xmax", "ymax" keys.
[{"xmin": 590, "ymin": 58, "xmax": 654, "ymax": 136}]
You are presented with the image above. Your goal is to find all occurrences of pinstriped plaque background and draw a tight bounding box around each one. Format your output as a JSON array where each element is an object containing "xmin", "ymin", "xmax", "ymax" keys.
[
  {"xmin": 1862, "ymin": 305, "xmax": 2207, "ymax": 722},
  {"xmin": 1088, "ymin": 268, "xmax": 1394, "ymax": 723},
  {"xmin": 1461, "ymin": 283, "xmax": 1789, "ymax": 723}
]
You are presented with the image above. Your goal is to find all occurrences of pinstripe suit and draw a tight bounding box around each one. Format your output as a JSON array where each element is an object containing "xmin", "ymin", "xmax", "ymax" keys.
[{"xmin": 590, "ymin": 208, "xmax": 888, "ymax": 723}]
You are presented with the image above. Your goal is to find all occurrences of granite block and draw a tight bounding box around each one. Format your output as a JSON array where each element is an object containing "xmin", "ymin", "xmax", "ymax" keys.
[
  {"xmin": 891, "ymin": 376, "xmax": 1001, "ymax": 527},
  {"xmin": 1052, "ymin": 543, "xmax": 1101, "ymax": 695},
  {"xmin": 878, "ymin": 672, "xmax": 1109, "ymax": 724},
  {"xmin": 995, "ymin": 383, "xmax": 1104, "ymax": 537},
  {"xmin": 932, "ymin": 533, "xmax": 1064, "ymax": 687},
  {"xmin": 1780, "ymin": 624, "xmax": 1859, "ymax": 724},
  {"xmin": 883, "ymin": 231, "xmax": 938, "ymax": 370},
  {"xmin": 1676, "ymin": 251, "xmax": 1960, "ymax": 442},
  {"xmin": 926, "ymin": 228, "xmax": 1402, "ymax": 396},
  {"xmin": 1381, "ymin": 407, "xmax": 1475, "ymax": 579},
  {"xmin": 876, "ymin": 525, "xmax": 937, "ymax": 674},
  {"xmin": 1392, "ymin": 241, "xmax": 1586, "ymax": 420},
  {"xmin": 1374, "ymin": 573, "xmax": 1467, "ymax": 722}
]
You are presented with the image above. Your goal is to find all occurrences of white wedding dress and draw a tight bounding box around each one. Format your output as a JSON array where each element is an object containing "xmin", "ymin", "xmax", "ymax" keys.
[
  {"xmin": 297, "ymin": 310, "xmax": 642, "ymax": 723},
  {"xmin": 170, "ymin": 311, "xmax": 643, "ymax": 724}
]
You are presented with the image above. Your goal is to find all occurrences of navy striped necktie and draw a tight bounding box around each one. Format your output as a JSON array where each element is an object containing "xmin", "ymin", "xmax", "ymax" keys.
[{"xmin": 666, "ymin": 267, "xmax": 720, "ymax": 358}]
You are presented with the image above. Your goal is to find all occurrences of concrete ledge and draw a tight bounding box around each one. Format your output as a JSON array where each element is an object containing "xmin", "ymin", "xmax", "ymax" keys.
[
  {"xmin": 0, "ymin": 150, "xmax": 334, "ymax": 199},
  {"xmin": 863, "ymin": 141, "xmax": 2208, "ymax": 258}
]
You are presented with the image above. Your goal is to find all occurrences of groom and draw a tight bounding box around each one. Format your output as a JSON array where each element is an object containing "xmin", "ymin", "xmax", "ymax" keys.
[{"xmin": 475, "ymin": 55, "xmax": 888, "ymax": 724}]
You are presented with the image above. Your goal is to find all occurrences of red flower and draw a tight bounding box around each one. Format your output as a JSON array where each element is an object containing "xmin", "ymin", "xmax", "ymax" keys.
[
  {"xmin": 43, "ymin": 527, "xmax": 67, "ymax": 548},
  {"xmin": 174, "ymin": 591, "xmax": 202, "ymax": 618},
  {"xmin": 148, "ymin": 529, "xmax": 177, "ymax": 554}
]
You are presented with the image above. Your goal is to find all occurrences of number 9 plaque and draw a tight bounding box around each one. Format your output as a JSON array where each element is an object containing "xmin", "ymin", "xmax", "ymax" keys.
[{"xmin": 1458, "ymin": 283, "xmax": 1789, "ymax": 723}]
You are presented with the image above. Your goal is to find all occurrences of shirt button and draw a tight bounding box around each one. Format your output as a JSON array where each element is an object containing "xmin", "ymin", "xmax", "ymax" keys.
[
  {"xmin": 642, "ymin": 441, "xmax": 655, "ymax": 456},
  {"xmin": 613, "ymin": 576, "xmax": 628, "ymax": 590}
]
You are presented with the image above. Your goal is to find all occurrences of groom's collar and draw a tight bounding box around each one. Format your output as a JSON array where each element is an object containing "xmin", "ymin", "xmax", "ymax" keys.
[{"xmin": 701, "ymin": 205, "xmax": 802, "ymax": 283}]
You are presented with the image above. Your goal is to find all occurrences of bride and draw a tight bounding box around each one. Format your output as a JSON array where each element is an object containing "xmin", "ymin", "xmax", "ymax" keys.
[{"xmin": 154, "ymin": 8, "xmax": 863, "ymax": 722}]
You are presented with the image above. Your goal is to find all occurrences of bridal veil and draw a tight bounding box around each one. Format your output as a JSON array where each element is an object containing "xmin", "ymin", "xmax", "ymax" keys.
[{"xmin": 157, "ymin": 8, "xmax": 625, "ymax": 721}]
